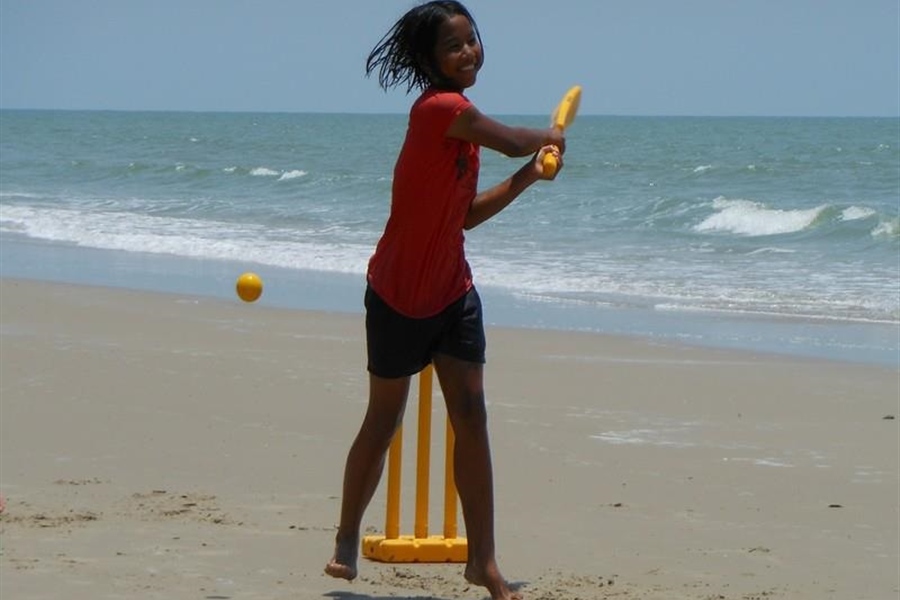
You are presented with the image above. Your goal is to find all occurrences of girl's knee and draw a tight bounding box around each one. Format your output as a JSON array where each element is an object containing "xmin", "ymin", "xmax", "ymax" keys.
[
  {"xmin": 447, "ymin": 388, "xmax": 487, "ymax": 426},
  {"xmin": 363, "ymin": 408, "xmax": 404, "ymax": 441}
]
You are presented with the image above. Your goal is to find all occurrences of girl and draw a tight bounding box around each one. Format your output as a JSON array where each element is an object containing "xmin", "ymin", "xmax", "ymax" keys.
[{"xmin": 325, "ymin": 3, "xmax": 565, "ymax": 599}]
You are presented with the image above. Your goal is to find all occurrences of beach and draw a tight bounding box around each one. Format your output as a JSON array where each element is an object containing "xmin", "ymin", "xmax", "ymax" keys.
[{"xmin": 0, "ymin": 277, "xmax": 897, "ymax": 599}]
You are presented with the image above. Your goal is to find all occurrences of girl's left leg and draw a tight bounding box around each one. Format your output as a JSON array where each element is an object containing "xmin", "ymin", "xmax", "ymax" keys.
[{"xmin": 432, "ymin": 353, "xmax": 521, "ymax": 600}]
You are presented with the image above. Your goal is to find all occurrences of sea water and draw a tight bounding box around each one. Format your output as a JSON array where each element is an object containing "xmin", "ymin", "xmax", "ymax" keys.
[{"xmin": 1, "ymin": 110, "xmax": 898, "ymax": 365}]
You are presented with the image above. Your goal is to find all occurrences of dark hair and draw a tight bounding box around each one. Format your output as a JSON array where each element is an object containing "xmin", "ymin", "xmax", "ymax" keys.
[{"xmin": 366, "ymin": 1, "xmax": 483, "ymax": 93}]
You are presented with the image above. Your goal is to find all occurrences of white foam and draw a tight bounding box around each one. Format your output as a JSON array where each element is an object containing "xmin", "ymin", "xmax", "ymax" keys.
[
  {"xmin": 746, "ymin": 246, "xmax": 796, "ymax": 255},
  {"xmin": 278, "ymin": 170, "xmax": 307, "ymax": 181},
  {"xmin": 871, "ymin": 218, "xmax": 899, "ymax": 239},
  {"xmin": 0, "ymin": 205, "xmax": 371, "ymax": 274},
  {"xmin": 591, "ymin": 429, "xmax": 695, "ymax": 448},
  {"xmin": 250, "ymin": 167, "xmax": 279, "ymax": 177},
  {"xmin": 0, "ymin": 191, "xmax": 44, "ymax": 200},
  {"xmin": 694, "ymin": 197, "xmax": 826, "ymax": 236},
  {"xmin": 841, "ymin": 206, "xmax": 876, "ymax": 221},
  {"xmin": 753, "ymin": 458, "xmax": 794, "ymax": 468}
]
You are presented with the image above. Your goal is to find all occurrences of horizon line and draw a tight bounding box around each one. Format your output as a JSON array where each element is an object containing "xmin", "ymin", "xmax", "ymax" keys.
[{"xmin": 2, "ymin": 106, "xmax": 898, "ymax": 119}]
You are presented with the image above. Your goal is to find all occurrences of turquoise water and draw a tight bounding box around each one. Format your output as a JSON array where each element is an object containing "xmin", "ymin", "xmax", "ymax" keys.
[{"xmin": 1, "ymin": 110, "xmax": 898, "ymax": 365}]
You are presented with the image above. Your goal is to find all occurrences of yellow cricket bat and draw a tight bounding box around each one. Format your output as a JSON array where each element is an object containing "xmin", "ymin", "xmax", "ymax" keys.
[{"xmin": 542, "ymin": 85, "xmax": 582, "ymax": 178}]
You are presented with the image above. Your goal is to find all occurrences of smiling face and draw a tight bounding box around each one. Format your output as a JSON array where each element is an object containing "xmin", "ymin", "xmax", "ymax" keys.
[{"xmin": 432, "ymin": 14, "xmax": 482, "ymax": 90}]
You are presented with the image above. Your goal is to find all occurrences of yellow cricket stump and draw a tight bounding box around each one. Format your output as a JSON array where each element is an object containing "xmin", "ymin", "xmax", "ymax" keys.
[{"xmin": 361, "ymin": 364, "xmax": 468, "ymax": 563}]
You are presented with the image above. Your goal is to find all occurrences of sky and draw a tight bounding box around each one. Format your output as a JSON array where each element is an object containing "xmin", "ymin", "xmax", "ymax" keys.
[{"xmin": 1, "ymin": 0, "xmax": 898, "ymax": 117}]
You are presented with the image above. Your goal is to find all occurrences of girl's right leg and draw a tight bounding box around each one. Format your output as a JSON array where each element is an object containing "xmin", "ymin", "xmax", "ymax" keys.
[
  {"xmin": 325, "ymin": 373, "xmax": 411, "ymax": 580},
  {"xmin": 433, "ymin": 353, "xmax": 521, "ymax": 600}
]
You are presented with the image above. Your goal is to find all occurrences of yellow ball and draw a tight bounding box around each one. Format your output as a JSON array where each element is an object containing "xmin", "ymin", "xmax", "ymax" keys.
[{"xmin": 236, "ymin": 272, "xmax": 263, "ymax": 303}]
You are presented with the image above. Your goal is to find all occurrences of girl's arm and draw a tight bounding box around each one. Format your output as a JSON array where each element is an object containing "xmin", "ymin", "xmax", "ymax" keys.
[
  {"xmin": 447, "ymin": 106, "xmax": 565, "ymax": 157},
  {"xmin": 464, "ymin": 146, "xmax": 560, "ymax": 230}
]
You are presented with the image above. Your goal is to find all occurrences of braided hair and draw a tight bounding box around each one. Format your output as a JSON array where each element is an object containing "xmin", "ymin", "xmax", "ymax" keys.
[{"xmin": 366, "ymin": 1, "xmax": 484, "ymax": 93}]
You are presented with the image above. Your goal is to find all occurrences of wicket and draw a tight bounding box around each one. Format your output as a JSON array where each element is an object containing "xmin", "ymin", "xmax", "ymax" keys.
[{"xmin": 361, "ymin": 364, "xmax": 468, "ymax": 563}]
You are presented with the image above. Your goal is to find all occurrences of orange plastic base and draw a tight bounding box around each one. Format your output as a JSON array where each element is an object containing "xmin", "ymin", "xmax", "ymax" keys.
[{"xmin": 362, "ymin": 534, "xmax": 468, "ymax": 563}]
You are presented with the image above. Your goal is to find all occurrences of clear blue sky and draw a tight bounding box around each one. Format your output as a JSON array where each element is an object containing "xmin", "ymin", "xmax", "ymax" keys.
[{"xmin": 1, "ymin": 0, "xmax": 898, "ymax": 116}]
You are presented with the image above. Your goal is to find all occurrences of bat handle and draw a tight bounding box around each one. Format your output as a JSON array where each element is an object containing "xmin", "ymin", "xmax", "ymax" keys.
[
  {"xmin": 541, "ymin": 125, "xmax": 564, "ymax": 179},
  {"xmin": 541, "ymin": 148, "xmax": 560, "ymax": 178}
]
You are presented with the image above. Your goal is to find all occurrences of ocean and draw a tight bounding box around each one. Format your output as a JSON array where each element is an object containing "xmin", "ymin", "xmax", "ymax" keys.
[{"xmin": 1, "ymin": 109, "xmax": 898, "ymax": 366}]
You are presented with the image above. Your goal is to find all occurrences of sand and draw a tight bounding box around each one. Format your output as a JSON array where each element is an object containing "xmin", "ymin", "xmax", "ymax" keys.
[{"xmin": 1, "ymin": 277, "xmax": 897, "ymax": 600}]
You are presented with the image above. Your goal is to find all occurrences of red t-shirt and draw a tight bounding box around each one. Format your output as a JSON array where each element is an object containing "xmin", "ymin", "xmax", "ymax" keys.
[{"xmin": 367, "ymin": 89, "xmax": 480, "ymax": 318}]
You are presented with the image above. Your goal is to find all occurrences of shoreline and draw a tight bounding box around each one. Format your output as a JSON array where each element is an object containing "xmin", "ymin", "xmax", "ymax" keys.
[
  {"xmin": 1, "ymin": 277, "xmax": 898, "ymax": 599},
  {"xmin": 2, "ymin": 232, "xmax": 898, "ymax": 367}
]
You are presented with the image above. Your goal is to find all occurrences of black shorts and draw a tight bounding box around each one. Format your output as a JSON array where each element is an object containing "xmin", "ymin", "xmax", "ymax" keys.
[{"xmin": 365, "ymin": 285, "xmax": 486, "ymax": 378}]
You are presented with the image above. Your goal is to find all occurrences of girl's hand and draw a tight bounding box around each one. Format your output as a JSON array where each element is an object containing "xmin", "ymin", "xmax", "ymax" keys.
[
  {"xmin": 536, "ymin": 145, "xmax": 562, "ymax": 180},
  {"xmin": 545, "ymin": 128, "xmax": 566, "ymax": 155}
]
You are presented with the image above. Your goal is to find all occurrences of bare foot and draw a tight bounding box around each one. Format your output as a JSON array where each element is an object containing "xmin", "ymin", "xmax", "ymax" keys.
[
  {"xmin": 324, "ymin": 536, "xmax": 358, "ymax": 581},
  {"xmin": 465, "ymin": 563, "xmax": 522, "ymax": 600}
]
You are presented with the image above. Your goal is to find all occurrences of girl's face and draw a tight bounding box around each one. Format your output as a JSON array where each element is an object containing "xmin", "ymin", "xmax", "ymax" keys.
[{"xmin": 432, "ymin": 14, "xmax": 481, "ymax": 90}]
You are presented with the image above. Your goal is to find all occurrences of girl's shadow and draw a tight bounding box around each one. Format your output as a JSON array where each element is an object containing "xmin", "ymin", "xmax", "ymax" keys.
[
  {"xmin": 326, "ymin": 594, "xmax": 452, "ymax": 600},
  {"xmin": 324, "ymin": 580, "xmax": 525, "ymax": 600}
]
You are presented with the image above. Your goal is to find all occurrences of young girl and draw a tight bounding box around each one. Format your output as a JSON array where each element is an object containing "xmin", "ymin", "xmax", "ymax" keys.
[{"xmin": 325, "ymin": 2, "xmax": 565, "ymax": 599}]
